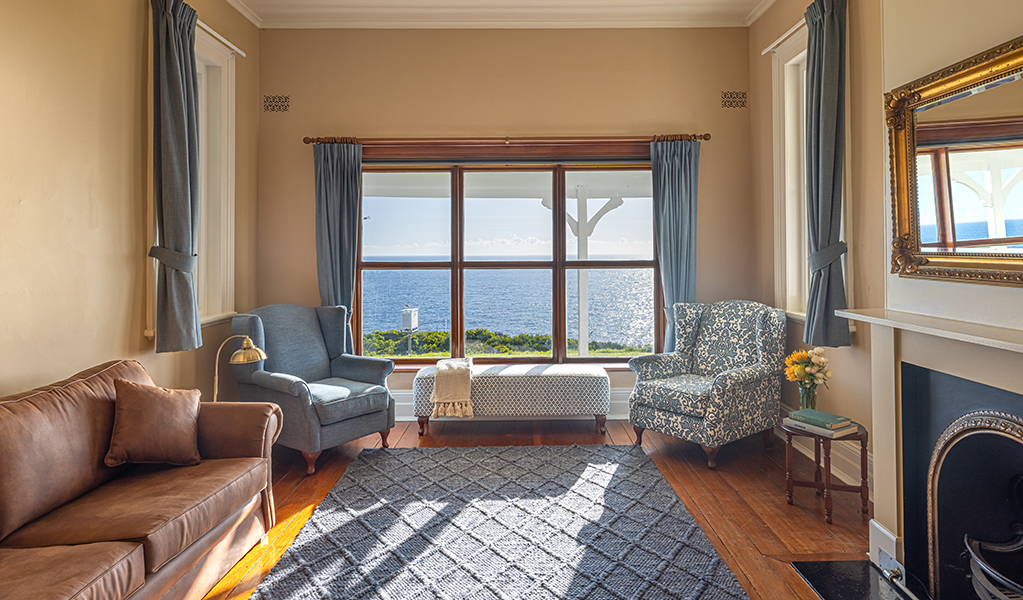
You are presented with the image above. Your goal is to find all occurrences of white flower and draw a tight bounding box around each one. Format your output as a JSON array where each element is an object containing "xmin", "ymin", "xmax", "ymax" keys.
[
  {"xmin": 825, "ymin": 369, "xmax": 833, "ymax": 378},
  {"xmin": 810, "ymin": 347, "xmax": 825, "ymax": 356},
  {"xmin": 807, "ymin": 366, "xmax": 819, "ymax": 374},
  {"xmin": 811, "ymin": 355, "xmax": 824, "ymax": 365},
  {"xmin": 816, "ymin": 376, "xmax": 825, "ymax": 385}
]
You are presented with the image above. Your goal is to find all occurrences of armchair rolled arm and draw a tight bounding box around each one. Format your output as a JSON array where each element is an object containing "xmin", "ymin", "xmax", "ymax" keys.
[
  {"xmin": 712, "ymin": 362, "xmax": 779, "ymax": 389},
  {"xmin": 251, "ymin": 370, "xmax": 309, "ymax": 397},
  {"xmin": 331, "ymin": 354, "xmax": 395, "ymax": 386},
  {"xmin": 628, "ymin": 352, "xmax": 692, "ymax": 381}
]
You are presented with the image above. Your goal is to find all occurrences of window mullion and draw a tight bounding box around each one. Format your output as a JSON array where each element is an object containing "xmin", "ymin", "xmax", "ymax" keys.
[
  {"xmin": 553, "ymin": 165, "xmax": 567, "ymax": 363},
  {"xmin": 452, "ymin": 166, "xmax": 465, "ymax": 358}
]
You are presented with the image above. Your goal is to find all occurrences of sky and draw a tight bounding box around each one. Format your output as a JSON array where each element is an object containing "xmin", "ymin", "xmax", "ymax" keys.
[{"xmin": 361, "ymin": 170, "xmax": 654, "ymax": 260}]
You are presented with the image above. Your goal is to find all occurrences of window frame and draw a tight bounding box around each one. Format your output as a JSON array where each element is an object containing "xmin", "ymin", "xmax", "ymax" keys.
[
  {"xmin": 193, "ymin": 28, "xmax": 236, "ymax": 325},
  {"xmin": 771, "ymin": 24, "xmax": 810, "ymax": 321},
  {"xmin": 354, "ymin": 157, "xmax": 662, "ymax": 366}
]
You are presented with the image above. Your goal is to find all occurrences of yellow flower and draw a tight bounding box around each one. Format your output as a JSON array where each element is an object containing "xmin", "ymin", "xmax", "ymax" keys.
[
  {"xmin": 785, "ymin": 366, "xmax": 797, "ymax": 381},
  {"xmin": 793, "ymin": 350, "xmax": 809, "ymax": 363}
]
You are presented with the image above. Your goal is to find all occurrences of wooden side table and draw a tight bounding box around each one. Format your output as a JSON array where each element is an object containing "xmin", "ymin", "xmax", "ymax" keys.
[{"xmin": 781, "ymin": 422, "xmax": 869, "ymax": 524}]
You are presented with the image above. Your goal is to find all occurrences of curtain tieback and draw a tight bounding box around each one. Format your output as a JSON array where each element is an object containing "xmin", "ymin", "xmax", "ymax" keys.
[
  {"xmin": 148, "ymin": 246, "xmax": 198, "ymax": 273},
  {"xmin": 808, "ymin": 241, "xmax": 847, "ymax": 273}
]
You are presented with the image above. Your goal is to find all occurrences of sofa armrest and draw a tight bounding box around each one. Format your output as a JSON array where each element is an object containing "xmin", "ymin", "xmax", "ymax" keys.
[
  {"xmin": 197, "ymin": 402, "xmax": 282, "ymax": 530},
  {"xmin": 197, "ymin": 402, "xmax": 282, "ymax": 460},
  {"xmin": 251, "ymin": 370, "xmax": 308, "ymax": 397},
  {"xmin": 331, "ymin": 354, "xmax": 395, "ymax": 386},
  {"xmin": 628, "ymin": 352, "xmax": 692, "ymax": 381}
]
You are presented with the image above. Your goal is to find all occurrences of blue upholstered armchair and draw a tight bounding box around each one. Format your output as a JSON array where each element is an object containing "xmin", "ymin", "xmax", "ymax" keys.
[
  {"xmin": 231, "ymin": 304, "xmax": 395, "ymax": 475},
  {"xmin": 629, "ymin": 300, "xmax": 786, "ymax": 468}
]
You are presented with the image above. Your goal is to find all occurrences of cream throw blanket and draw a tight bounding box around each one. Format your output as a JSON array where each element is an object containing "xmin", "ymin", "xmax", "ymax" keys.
[{"xmin": 430, "ymin": 358, "xmax": 474, "ymax": 418}]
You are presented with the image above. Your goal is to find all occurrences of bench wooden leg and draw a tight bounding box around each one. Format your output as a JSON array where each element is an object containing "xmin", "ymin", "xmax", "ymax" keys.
[
  {"xmin": 418, "ymin": 416, "xmax": 429, "ymax": 436},
  {"xmin": 595, "ymin": 415, "xmax": 606, "ymax": 435},
  {"xmin": 301, "ymin": 451, "xmax": 322, "ymax": 475},
  {"xmin": 763, "ymin": 428, "xmax": 775, "ymax": 448},
  {"xmin": 634, "ymin": 425, "xmax": 645, "ymax": 445},
  {"xmin": 380, "ymin": 428, "xmax": 391, "ymax": 448}
]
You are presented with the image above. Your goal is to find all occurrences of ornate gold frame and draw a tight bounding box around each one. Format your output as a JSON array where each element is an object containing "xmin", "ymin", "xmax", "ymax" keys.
[{"xmin": 887, "ymin": 35, "xmax": 1023, "ymax": 285}]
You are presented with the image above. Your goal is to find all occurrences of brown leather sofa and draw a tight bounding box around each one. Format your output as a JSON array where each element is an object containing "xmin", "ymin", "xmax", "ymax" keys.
[{"xmin": 0, "ymin": 360, "xmax": 283, "ymax": 600}]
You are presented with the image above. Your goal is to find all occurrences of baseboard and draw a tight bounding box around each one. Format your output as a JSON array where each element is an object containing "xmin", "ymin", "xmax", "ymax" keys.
[
  {"xmin": 393, "ymin": 387, "xmax": 632, "ymax": 421},
  {"xmin": 777, "ymin": 401, "xmax": 874, "ymax": 502}
]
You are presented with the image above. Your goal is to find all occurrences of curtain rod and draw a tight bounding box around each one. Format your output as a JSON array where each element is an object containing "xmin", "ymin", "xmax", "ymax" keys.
[
  {"xmin": 197, "ymin": 19, "xmax": 246, "ymax": 57},
  {"xmin": 302, "ymin": 134, "xmax": 711, "ymax": 145},
  {"xmin": 762, "ymin": 19, "xmax": 806, "ymax": 55}
]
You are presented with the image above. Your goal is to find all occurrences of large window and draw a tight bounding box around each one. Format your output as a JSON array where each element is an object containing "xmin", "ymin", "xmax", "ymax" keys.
[{"xmin": 357, "ymin": 166, "xmax": 658, "ymax": 362}]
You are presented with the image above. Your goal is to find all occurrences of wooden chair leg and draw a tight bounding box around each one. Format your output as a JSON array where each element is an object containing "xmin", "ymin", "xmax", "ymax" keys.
[
  {"xmin": 418, "ymin": 416, "xmax": 429, "ymax": 436},
  {"xmin": 633, "ymin": 425, "xmax": 645, "ymax": 445},
  {"xmin": 701, "ymin": 445, "xmax": 721, "ymax": 469},
  {"xmin": 763, "ymin": 428, "xmax": 775, "ymax": 448},
  {"xmin": 301, "ymin": 451, "xmax": 322, "ymax": 475},
  {"xmin": 380, "ymin": 428, "xmax": 391, "ymax": 448},
  {"xmin": 595, "ymin": 415, "xmax": 607, "ymax": 435}
]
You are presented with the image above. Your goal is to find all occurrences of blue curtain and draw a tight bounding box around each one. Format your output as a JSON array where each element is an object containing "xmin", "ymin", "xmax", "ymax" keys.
[
  {"xmin": 314, "ymin": 143, "xmax": 362, "ymax": 354},
  {"xmin": 149, "ymin": 0, "xmax": 202, "ymax": 353},
  {"xmin": 651, "ymin": 140, "xmax": 701, "ymax": 352},
  {"xmin": 803, "ymin": 0, "xmax": 850, "ymax": 347}
]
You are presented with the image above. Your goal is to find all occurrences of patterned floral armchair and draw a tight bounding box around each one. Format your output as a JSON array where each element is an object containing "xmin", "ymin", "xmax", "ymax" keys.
[{"xmin": 629, "ymin": 300, "xmax": 786, "ymax": 468}]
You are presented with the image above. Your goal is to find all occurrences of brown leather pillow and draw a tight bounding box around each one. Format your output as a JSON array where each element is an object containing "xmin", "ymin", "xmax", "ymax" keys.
[{"xmin": 104, "ymin": 379, "xmax": 202, "ymax": 467}]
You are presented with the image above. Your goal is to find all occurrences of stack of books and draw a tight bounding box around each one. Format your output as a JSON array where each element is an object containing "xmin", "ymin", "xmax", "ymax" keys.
[{"xmin": 783, "ymin": 409, "xmax": 858, "ymax": 438}]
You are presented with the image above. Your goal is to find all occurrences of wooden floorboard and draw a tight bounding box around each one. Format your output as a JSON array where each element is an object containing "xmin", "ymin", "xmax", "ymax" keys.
[{"xmin": 206, "ymin": 420, "xmax": 869, "ymax": 600}]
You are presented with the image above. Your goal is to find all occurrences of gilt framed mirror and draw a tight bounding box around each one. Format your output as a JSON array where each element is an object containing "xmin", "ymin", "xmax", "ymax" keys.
[{"xmin": 887, "ymin": 35, "xmax": 1023, "ymax": 285}]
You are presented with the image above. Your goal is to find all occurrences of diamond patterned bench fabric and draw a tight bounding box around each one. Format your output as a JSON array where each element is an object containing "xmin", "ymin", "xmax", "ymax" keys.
[{"xmin": 413, "ymin": 364, "xmax": 610, "ymax": 417}]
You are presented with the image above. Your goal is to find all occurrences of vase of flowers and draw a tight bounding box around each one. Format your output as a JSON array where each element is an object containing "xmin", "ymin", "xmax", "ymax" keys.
[{"xmin": 785, "ymin": 347, "xmax": 833, "ymax": 410}]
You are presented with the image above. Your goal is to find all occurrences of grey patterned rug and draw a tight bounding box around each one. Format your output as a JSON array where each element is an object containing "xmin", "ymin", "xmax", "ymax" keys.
[{"xmin": 252, "ymin": 445, "xmax": 749, "ymax": 600}]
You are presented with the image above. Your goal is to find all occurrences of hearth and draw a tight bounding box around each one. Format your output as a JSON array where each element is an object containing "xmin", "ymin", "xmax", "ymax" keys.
[{"xmin": 902, "ymin": 365, "xmax": 1023, "ymax": 599}]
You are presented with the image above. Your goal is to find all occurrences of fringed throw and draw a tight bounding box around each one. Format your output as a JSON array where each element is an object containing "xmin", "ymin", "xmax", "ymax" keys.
[{"xmin": 430, "ymin": 358, "xmax": 473, "ymax": 418}]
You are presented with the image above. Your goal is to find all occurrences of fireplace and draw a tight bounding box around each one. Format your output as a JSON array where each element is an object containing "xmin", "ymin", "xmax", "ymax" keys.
[{"xmin": 902, "ymin": 364, "xmax": 1023, "ymax": 599}]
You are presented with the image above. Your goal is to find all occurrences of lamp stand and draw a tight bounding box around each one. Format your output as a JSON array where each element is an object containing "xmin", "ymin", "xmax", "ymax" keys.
[{"xmin": 213, "ymin": 334, "xmax": 250, "ymax": 403}]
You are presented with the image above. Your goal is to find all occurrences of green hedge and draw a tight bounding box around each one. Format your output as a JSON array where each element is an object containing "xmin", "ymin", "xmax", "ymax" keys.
[{"xmin": 362, "ymin": 329, "xmax": 651, "ymax": 358}]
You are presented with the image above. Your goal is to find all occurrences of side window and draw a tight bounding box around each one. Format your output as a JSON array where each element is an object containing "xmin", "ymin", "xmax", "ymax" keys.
[
  {"xmin": 194, "ymin": 28, "xmax": 236, "ymax": 322},
  {"xmin": 772, "ymin": 26, "xmax": 810, "ymax": 317}
]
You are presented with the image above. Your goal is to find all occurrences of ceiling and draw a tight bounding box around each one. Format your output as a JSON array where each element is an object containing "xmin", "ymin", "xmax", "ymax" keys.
[{"xmin": 226, "ymin": 0, "xmax": 778, "ymax": 29}]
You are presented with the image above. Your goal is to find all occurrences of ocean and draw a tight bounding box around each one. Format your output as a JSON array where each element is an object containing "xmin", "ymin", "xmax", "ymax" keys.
[
  {"xmin": 920, "ymin": 219, "xmax": 1023, "ymax": 247},
  {"xmin": 361, "ymin": 258, "xmax": 655, "ymax": 347}
]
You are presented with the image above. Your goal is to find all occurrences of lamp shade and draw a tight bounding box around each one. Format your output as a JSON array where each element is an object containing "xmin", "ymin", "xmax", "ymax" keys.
[{"xmin": 229, "ymin": 336, "xmax": 267, "ymax": 364}]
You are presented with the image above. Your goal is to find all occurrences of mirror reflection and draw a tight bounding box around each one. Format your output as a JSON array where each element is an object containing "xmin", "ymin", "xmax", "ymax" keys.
[{"xmin": 914, "ymin": 74, "xmax": 1023, "ymax": 254}]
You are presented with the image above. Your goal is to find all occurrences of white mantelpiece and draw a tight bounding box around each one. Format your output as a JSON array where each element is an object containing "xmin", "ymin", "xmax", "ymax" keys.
[{"xmin": 838, "ymin": 308, "xmax": 1023, "ymax": 576}]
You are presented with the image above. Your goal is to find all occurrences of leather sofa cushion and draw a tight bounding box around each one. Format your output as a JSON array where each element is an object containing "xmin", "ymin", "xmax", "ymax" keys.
[
  {"xmin": 0, "ymin": 542, "xmax": 144, "ymax": 600},
  {"xmin": 1, "ymin": 458, "xmax": 266, "ymax": 574},
  {"xmin": 0, "ymin": 360, "xmax": 154, "ymax": 542},
  {"xmin": 308, "ymin": 377, "xmax": 389, "ymax": 425},
  {"xmin": 632, "ymin": 375, "xmax": 714, "ymax": 418}
]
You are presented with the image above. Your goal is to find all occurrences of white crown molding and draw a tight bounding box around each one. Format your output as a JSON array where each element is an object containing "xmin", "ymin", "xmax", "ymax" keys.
[
  {"xmin": 259, "ymin": 17, "xmax": 749, "ymax": 29},
  {"xmin": 224, "ymin": 0, "xmax": 262, "ymax": 28},
  {"xmin": 743, "ymin": 0, "xmax": 779, "ymax": 26}
]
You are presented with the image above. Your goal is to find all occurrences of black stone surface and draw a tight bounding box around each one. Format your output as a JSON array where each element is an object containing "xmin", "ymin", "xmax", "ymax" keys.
[{"xmin": 792, "ymin": 560, "xmax": 916, "ymax": 600}]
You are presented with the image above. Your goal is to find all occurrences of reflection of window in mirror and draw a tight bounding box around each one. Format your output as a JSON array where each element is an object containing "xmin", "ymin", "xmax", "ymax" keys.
[
  {"xmin": 771, "ymin": 25, "xmax": 810, "ymax": 317},
  {"xmin": 916, "ymin": 135, "xmax": 1023, "ymax": 254},
  {"xmin": 914, "ymin": 71, "xmax": 1023, "ymax": 254}
]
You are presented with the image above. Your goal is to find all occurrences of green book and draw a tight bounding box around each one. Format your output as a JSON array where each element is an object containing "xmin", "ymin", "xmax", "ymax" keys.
[{"xmin": 788, "ymin": 408, "xmax": 851, "ymax": 430}]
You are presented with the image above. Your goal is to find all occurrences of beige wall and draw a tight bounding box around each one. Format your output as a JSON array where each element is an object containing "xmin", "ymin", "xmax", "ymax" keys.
[
  {"xmin": 747, "ymin": 0, "xmax": 885, "ymax": 448},
  {"xmin": 0, "ymin": 0, "xmax": 259, "ymax": 401},
  {"xmin": 257, "ymin": 28, "xmax": 757, "ymax": 389},
  {"xmin": 883, "ymin": 0, "xmax": 1023, "ymax": 326}
]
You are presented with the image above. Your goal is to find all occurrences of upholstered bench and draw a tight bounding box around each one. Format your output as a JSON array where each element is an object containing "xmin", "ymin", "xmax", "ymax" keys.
[{"xmin": 413, "ymin": 364, "xmax": 611, "ymax": 435}]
